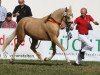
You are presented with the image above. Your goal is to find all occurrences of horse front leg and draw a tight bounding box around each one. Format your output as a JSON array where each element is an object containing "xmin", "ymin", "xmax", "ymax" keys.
[
  {"xmin": 10, "ymin": 41, "xmax": 22, "ymax": 63},
  {"xmin": 44, "ymin": 42, "xmax": 56, "ymax": 61},
  {"xmin": 30, "ymin": 39, "xmax": 43, "ymax": 61},
  {"xmin": 32, "ymin": 49, "xmax": 43, "ymax": 61},
  {"xmin": 51, "ymin": 36, "xmax": 71, "ymax": 64}
]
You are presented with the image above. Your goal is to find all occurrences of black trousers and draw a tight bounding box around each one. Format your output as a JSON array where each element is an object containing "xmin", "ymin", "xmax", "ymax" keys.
[{"xmin": 0, "ymin": 21, "xmax": 4, "ymax": 28}]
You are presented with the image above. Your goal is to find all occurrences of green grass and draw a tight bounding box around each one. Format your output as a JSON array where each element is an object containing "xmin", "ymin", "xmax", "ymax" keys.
[{"xmin": 0, "ymin": 60, "xmax": 100, "ymax": 75}]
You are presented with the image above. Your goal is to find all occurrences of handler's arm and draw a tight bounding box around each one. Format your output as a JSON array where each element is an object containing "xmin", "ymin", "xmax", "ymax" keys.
[
  {"xmin": 92, "ymin": 21, "xmax": 99, "ymax": 25},
  {"xmin": 70, "ymin": 23, "xmax": 76, "ymax": 30}
]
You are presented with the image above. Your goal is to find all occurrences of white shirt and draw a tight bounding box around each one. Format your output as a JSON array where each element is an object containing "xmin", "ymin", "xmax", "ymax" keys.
[{"xmin": 0, "ymin": 6, "xmax": 7, "ymax": 21}]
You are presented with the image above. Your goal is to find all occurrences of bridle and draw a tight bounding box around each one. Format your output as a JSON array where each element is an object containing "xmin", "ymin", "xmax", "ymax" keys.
[
  {"xmin": 62, "ymin": 8, "xmax": 73, "ymax": 50},
  {"xmin": 44, "ymin": 8, "xmax": 72, "ymax": 27}
]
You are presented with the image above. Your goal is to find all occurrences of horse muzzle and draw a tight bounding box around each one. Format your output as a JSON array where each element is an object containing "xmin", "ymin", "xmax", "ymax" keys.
[{"xmin": 68, "ymin": 21, "xmax": 73, "ymax": 24}]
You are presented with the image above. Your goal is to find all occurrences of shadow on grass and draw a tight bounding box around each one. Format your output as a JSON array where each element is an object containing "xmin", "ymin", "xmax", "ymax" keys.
[
  {"xmin": 0, "ymin": 60, "xmax": 87, "ymax": 66},
  {"xmin": 11, "ymin": 60, "xmax": 65, "ymax": 66}
]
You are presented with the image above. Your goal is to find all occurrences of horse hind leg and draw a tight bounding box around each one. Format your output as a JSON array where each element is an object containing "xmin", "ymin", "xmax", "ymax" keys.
[
  {"xmin": 10, "ymin": 36, "xmax": 25, "ymax": 63},
  {"xmin": 10, "ymin": 40, "xmax": 23, "ymax": 63},
  {"xmin": 44, "ymin": 42, "xmax": 56, "ymax": 61},
  {"xmin": 30, "ymin": 38, "xmax": 43, "ymax": 61}
]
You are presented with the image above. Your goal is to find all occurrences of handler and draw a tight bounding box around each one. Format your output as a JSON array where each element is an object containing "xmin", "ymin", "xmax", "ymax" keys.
[{"xmin": 73, "ymin": 7, "xmax": 99, "ymax": 65}]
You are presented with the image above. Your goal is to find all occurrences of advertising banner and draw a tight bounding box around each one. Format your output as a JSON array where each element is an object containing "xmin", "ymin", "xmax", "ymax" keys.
[{"xmin": 0, "ymin": 29, "xmax": 100, "ymax": 61}]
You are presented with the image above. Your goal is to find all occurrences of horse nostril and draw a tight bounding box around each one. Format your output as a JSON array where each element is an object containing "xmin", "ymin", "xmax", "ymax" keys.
[{"xmin": 68, "ymin": 21, "xmax": 73, "ymax": 24}]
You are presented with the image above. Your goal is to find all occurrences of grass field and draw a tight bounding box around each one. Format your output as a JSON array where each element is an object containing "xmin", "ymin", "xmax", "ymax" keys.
[{"xmin": 0, "ymin": 60, "xmax": 100, "ymax": 75}]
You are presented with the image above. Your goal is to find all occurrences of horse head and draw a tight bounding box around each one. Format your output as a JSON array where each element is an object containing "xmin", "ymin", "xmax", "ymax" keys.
[
  {"xmin": 63, "ymin": 6, "xmax": 73, "ymax": 23},
  {"xmin": 61, "ymin": 6, "xmax": 73, "ymax": 29},
  {"xmin": 45, "ymin": 6, "xmax": 73, "ymax": 29}
]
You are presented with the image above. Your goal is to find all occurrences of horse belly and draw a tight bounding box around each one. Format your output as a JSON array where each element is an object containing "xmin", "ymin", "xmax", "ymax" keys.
[
  {"xmin": 26, "ymin": 28, "xmax": 50, "ymax": 40},
  {"xmin": 24, "ymin": 18, "xmax": 50, "ymax": 40}
]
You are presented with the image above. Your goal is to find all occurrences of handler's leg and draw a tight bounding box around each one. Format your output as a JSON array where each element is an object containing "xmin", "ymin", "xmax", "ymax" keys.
[
  {"xmin": 76, "ymin": 50, "xmax": 85, "ymax": 65},
  {"xmin": 75, "ymin": 34, "xmax": 93, "ymax": 65},
  {"xmin": 76, "ymin": 51, "xmax": 82, "ymax": 65},
  {"xmin": 75, "ymin": 40, "xmax": 86, "ymax": 65},
  {"xmin": 79, "ymin": 34, "xmax": 94, "ymax": 51}
]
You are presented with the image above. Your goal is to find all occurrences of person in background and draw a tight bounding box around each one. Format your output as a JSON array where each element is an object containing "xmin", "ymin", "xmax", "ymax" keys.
[
  {"xmin": 73, "ymin": 7, "xmax": 99, "ymax": 66},
  {"xmin": 1, "ymin": 12, "xmax": 17, "ymax": 28},
  {"xmin": 13, "ymin": 0, "xmax": 32, "ymax": 23},
  {"xmin": 0, "ymin": 0, "xmax": 7, "ymax": 27}
]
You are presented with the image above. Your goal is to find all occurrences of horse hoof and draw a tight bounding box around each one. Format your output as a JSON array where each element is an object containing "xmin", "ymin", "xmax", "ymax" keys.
[
  {"xmin": 44, "ymin": 57, "xmax": 48, "ymax": 61},
  {"xmin": 41, "ymin": 61, "xmax": 44, "ymax": 63},
  {"xmin": 9, "ymin": 60, "xmax": 14, "ymax": 64},
  {"xmin": 68, "ymin": 62, "xmax": 72, "ymax": 65}
]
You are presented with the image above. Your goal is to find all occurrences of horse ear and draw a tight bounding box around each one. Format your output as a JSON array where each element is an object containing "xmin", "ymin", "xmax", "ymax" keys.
[
  {"xmin": 69, "ymin": 6, "xmax": 72, "ymax": 11},
  {"xmin": 65, "ymin": 7, "xmax": 68, "ymax": 12},
  {"xmin": 69, "ymin": 6, "xmax": 73, "ymax": 17}
]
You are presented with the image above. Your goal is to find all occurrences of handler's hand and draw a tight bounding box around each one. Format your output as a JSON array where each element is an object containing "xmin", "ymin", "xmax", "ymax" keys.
[
  {"xmin": 15, "ymin": 12, "xmax": 20, "ymax": 16},
  {"xmin": 95, "ymin": 22, "xmax": 99, "ymax": 25},
  {"xmin": 93, "ymin": 21, "xmax": 99, "ymax": 25}
]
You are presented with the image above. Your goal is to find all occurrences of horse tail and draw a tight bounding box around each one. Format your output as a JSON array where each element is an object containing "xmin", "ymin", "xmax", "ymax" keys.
[{"xmin": 2, "ymin": 29, "xmax": 16, "ymax": 52}]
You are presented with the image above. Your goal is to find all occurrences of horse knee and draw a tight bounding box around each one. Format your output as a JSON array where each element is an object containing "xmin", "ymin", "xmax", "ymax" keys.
[
  {"xmin": 30, "ymin": 38, "xmax": 38, "ymax": 48},
  {"xmin": 14, "ymin": 41, "xmax": 22, "ymax": 51},
  {"xmin": 53, "ymin": 50, "xmax": 56, "ymax": 55},
  {"xmin": 14, "ymin": 45, "xmax": 19, "ymax": 52},
  {"xmin": 30, "ymin": 45, "xmax": 35, "ymax": 50},
  {"xmin": 30, "ymin": 46, "xmax": 37, "ymax": 53}
]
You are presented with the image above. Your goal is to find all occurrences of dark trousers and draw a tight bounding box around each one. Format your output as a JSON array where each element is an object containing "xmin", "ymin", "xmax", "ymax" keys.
[{"xmin": 0, "ymin": 21, "xmax": 3, "ymax": 28}]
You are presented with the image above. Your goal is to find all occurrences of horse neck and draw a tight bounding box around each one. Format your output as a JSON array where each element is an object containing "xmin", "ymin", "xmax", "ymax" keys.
[
  {"xmin": 42, "ymin": 8, "xmax": 64, "ymax": 23},
  {"xmin": 42, "ymin": 15, "xmax": 49, "ymax": 21},
  {"xmin": 51, "ymin": 9, "xmax": 64, "ymax": 23}
]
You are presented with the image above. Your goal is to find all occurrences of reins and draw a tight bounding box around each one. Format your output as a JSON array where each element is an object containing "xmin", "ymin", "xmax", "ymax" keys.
[{"xmin": 66, "ymin": 19, "xmax": 72, "ymax": 50}]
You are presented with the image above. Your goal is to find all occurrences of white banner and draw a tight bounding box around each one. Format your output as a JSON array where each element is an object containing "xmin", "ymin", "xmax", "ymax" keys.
[{"xmin": 0, "ymin": 29, "xmax": 100, "ymax": 61}]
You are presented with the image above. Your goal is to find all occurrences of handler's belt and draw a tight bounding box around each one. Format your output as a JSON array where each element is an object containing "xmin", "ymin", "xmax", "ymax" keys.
[{"xmin": 80, "ymin": 33, "xmax": 88, "ymax": 35}]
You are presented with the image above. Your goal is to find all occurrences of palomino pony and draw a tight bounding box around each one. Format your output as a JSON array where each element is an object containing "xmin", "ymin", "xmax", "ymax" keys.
[{"xmin": 2, "ymin": 6, "xmax": 73, "ymax": 64}]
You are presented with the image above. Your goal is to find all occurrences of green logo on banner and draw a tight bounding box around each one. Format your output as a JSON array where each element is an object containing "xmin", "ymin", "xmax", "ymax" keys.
[
  {"xmin": 49, "ymin": 35, "xmax": 100, "ymax": 52},
  {"xmin": 96, "ymin": 40, "xmax": 100, "ymax": 51}
]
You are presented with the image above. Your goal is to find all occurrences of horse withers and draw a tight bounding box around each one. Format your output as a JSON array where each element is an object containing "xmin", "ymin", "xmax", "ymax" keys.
[{"xmin": 2, "ymin": 6, "xmax": 73, "ymax": 64}]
